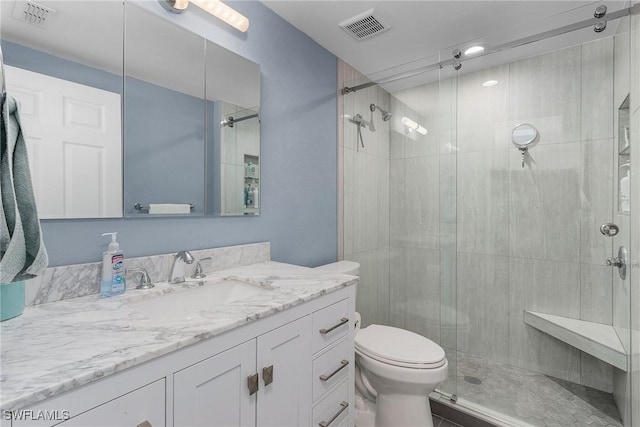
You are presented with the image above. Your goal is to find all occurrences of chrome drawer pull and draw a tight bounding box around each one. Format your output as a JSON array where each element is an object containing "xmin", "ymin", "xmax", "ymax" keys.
[
  {"xmin": 320, "ymin": 360, "xmax": 349, "ymax": 382},
  {"xmin": 319, "ymin": 401, "xmax": 349, "ymax": 427},
  {"xmin": 319, "ymin": 318, "xmax": 349, "ymax": 335}
]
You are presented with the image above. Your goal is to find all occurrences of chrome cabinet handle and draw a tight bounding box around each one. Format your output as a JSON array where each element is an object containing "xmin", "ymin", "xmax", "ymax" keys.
[
  {"xmin": 319, "ymin": 360, "xmax": 349, "ymax": 382},
  {"xmin": 319, "ymin": 318, "xmax": 349, "ymax": 335},
  {"xmin": 319, "ymin": 401, "xmax": 349, "ymax": 427},
  {"xmin": 263, "ymin": 365, "xmax": 274, "ymax": 386},
  {"xmin": 137, "ymin": 421, "xmax": 152, "ymax": 427},
  {"xmin": 247, "ymin": 373, "xmax": 259, "ymax": 395}
]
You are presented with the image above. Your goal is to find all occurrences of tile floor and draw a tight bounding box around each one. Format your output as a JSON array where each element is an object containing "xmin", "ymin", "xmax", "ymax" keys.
[
  {"xmin": 433, "ymin": 415, "xmax": 463, "ymax": 427},
  {"xmin": 448, "ymin": 352, "xmax": 622, "ymax": 427}
]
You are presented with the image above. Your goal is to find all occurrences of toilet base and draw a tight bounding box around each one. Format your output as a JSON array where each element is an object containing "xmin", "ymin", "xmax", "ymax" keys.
[{"xmin": 355, "ymin": 390, "xmax": 435, "ymax": 427}]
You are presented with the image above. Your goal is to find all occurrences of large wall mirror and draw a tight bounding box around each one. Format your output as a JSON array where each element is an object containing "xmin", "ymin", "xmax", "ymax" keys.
[{"xmin": 0, "ymin": 0, "xmax": 260, "ymax": 219}]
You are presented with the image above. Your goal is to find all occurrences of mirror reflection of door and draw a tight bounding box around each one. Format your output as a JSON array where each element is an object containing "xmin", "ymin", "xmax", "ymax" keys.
[{"xmin": 6, "ymin": 66, "xmax": 122, "ymax": 219}]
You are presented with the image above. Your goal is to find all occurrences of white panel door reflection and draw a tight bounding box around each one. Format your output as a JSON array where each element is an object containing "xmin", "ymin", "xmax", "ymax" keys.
[{"xmin": 5, "ymin": 65, "xmax": 122, "ymax": 218}]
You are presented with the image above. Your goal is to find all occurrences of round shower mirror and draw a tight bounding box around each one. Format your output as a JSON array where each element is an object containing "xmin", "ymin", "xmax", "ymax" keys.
[{"xmin": 512, "ymin": 124, "xmax": 538, "ymax": 148}]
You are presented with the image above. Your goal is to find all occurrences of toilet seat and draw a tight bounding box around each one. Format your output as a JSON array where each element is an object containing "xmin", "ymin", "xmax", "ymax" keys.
[{"xmin": 355, "ymin": 324, "xmax": 446, "ymax": 369}]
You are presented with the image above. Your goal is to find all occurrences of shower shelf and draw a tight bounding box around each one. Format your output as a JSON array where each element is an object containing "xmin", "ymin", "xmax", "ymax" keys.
[{"xmin": 524, "ymin": 311, "xmax": 627, "ymax": 371}]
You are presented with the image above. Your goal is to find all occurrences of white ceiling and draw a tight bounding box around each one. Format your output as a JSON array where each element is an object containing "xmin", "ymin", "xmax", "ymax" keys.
[{"xmin": 263, "ymin": 0, "xmax": 629, "ymax": 92}]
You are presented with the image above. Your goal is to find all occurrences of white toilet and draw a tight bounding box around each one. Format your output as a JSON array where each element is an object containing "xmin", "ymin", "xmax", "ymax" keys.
[{"xmin": 314, "ymin": 261, "xmax": 448, "ymax": 427}]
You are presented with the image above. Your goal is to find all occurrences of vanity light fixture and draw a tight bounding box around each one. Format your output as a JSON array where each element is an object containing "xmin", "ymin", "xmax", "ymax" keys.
[
  {"xmin": 482, "ymin": 80, "xmax": 498, "ymax": 87},
  {"xmin": 464, "ymin": 45, "xmax": 484, "ymax": 56},
  {"xmin": 161, "ymin": 0, "xmax": 249, "ymax": 32},
  {"xmin": 401, "ymin": 116, "xmax": 428, "ymax": 135}
]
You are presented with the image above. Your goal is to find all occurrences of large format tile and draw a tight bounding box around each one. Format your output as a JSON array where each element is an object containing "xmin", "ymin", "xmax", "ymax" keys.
[
  {"xmin": 342, "ymin": 147, "xmax": 355, "ymax": 257},
  {"xmin": 457, "ymin": 149, "xmax": 509, "ymax": 256},
  {"xmin": 439, "ymin": 154, "xmax": 456, "ymax": 253},
  {"xmin": 508, "ymin": 257, "xmax": 581, "ymax": 382},
  {"xmin": 457, "ymin": 252, "xmax": 509, "ymax": 363},
  {"xmin": 580, "ymin": 138, "xmax": 614, "ymax": 265},
  {"xmin": 582, "ymin": 38, "xmax": 614, "ymax": 141},
  {"xmin": 389, "ymin": 158, "xmax": 405, "ymax": 247},
  {"xmin": 377, "ymin": 156, "xmax": 390, "ymax": 249},
  {"xmin": 351, "ymin": 249, "xmax": 381, "ymax": 327},
  {"xmin": 439, "ymin": 249, "xmax": 457, "ymax": 350},
  {"xmin": 581, "ymin": 352, "xmax": 614, "ymax": 393},
  {"xmin": 389, "ymin": 246, "xmax": 440, "ymax": 342},
  {"xmin": 457, "ymin": 64, "xmax": 510, "ymax": 153},
  {"xmin": 509, "ymin": 142, "xmax": 580, "ymax": 262},
  {"xmin": 402, "ymin": 156, "xmax": 440, "ymax": 249},
  {"xmin": 580, "ymin": 263, "xmax": 613, "ymax": 324},
  {"xmin": 509, "ymin": 45, "xmax": 581, "ymax": 146},
  {"xmin": 353, "ymin": 151, "xmax": 380, "ymax": 253}
]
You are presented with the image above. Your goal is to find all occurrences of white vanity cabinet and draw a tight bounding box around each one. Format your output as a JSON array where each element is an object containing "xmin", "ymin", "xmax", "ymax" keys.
[
  {"xmin": 173, "ymin": 317, "xmax": 312, "ymax": 427},
  {"xmin": 7, "ymin": 286, "xmax": 355, "ymax": 427}
]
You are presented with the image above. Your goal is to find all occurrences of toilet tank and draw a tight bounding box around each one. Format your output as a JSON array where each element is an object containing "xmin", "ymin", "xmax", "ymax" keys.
[{"xmin": 314, "ymin": 261, "xmax": 360, "ymax": 276}]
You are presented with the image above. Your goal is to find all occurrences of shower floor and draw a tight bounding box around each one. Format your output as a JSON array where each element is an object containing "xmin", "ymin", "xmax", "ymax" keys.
[{"xmin": 452, "ymin": 352, "xmax": 622, "ymax": 427}]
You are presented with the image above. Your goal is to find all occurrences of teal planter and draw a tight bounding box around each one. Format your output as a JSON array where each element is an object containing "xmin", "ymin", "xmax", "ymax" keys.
[{"xmin": 0, "ymin": 281, "xmax": 25, "ymax": 321}]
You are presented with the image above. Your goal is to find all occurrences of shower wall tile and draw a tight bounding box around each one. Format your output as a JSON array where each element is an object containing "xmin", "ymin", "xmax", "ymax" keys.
[
  {"xmin": 580, "ymin": 263, "xmax": 613, "ymax": 324},
  {"xmin": 580, "ymin": 138, "xmax": 614, "ymax": 265},
  {"xmin": 390, "ymin": 94, "xmax": 438, "ymax": 159},
  {"xmin": 403, "ymin": 156, "xmax": 440, "ymax": 249},
  {"xmin": 439, "ymin": 154, "xmax": 457, "ymax": 253},
  {"xmin": 614, "ymin": 18, "xmax": 631, "ymax": 113},
  {"xmin": 342, "ymin": 147, "xmax": 355, "ymax": 256},
  {"xmin": 581, "ymin": 38, "xmax": 614, "ymax": 141},
  {"xmin": 351, "ymin": 249, "xmax": 383, "ymax": 327},
  {"xmin": 456, "ymin": 252, "xmax": 509, "ymax": 364},
  {"xmin": 509, "ymin": 142, "xmax": 581, "ymax": 262},
  {"xmin": 353, "ymin": 151, "xmax": 379, "ymax": 253},
  {"xmin": 580, "ymin": 352, "xmax": 614, "ymax": 393},
  {"xmin": 439, "ymin": 249, "xmax": 457, "ymax": 350},
  {"xmin": 508, "ymin": 257, "xmax": 581, "ymax": 382},
  {"xmin": 376, "ymin": 87, "xmax": 391, "ymax": 159},
  {"xmin": 389, "ymin": 158, "xmax": 405, "ymax": 248},
  {"xmin": 377, "ymin": 156, "xmax": 390, "ymax": 249},
  {"xmin": 457, "ymin": 64, "xmax": 510, "ymax": 153},
  {"xmin": 457, "ymin": 149, "xmax": 509, "ymax": 256},
  {"xmin": 509, "ymin": 46, "xmax": 581, "ymax": 146},
  {"xmin": 389, "ymin": 246, "xmax": 441, "ymax": 343}
]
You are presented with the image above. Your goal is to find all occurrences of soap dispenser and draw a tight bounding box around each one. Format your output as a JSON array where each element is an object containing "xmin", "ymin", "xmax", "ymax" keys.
[{"xmin": 100, "ymin": 232, "xmax": 126, "ymax": 297}]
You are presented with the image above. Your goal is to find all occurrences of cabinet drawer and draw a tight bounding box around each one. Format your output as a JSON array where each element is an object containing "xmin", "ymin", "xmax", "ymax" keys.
[
  {"xmin": 312, "ymin": 337, "xmax": 350, "ymax": 402},
  {"xmin": 312, "ymin": 380, "xmax": 349, "ymax": 427},
  {"xmin": 312, "ymin": 299, "xmax": 349, "ymax": 353},
  {"xmin": 56, "ymin": 379, "xmax": 165, "ymax": 427}
]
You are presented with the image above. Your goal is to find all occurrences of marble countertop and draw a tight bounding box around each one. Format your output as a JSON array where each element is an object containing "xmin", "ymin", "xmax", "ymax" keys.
[{"xmin": 0, "ymin": 261, "xmax": 357, "ymax": 412}]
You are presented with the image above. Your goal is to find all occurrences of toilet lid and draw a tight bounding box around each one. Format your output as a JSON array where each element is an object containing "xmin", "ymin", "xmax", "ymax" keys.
[{"xmin": 355, "ymin": 325, "xmax": 446, "ymax": 368}]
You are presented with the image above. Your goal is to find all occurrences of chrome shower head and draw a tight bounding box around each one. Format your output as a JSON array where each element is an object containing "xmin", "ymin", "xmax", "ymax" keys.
[{"xmin": 370, "ymin": 103, "xmax": 392, "ymax": 121}]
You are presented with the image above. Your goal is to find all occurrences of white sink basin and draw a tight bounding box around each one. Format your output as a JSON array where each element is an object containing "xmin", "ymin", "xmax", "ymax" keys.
[{"xmin": 128, "ymin": 279, "xmax": 269, "ymax": 321}]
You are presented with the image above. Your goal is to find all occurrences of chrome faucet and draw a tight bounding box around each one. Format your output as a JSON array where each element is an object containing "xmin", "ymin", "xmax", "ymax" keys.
[
  {"xmin": 191, "ymin": 257, "xmax": 212, "ymax": 279},
  {"xmin": 126, "ymin": 268, "xmax": 154, "ymax": 289},
  {"xmin": 168, "ymin": 251, "xmax": 195, "ymax": 284}
]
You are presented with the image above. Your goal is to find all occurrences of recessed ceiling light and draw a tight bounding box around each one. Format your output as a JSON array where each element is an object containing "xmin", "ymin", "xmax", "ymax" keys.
[
  {"xmin": 464, "ymin": 45, "xmax": 484, "ymax": 56},
  {"xmin": 482, "ymin": 80, "xmax": 498, "ymax": 87}
]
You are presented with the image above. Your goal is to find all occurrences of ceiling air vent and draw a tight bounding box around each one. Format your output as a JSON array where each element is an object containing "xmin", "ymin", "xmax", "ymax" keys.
[
  {"xmin": 12, "ymin": 1, "xmax": 57, "ymax": 29},
  {"xmin": 339, "ymin": 9, "xmax": 390, "ymax": 41}
]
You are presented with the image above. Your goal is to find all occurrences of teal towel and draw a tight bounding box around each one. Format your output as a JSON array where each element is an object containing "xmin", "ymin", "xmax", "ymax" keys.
[{"xmin": 1, "ymin": 95, "xmax": 48, "ymax": 283}]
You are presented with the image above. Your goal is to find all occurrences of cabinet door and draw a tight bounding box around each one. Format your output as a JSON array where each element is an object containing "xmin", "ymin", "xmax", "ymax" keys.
[
  {"xmin": 256, "ymin": 316, "xmax": 312, "ymax": 427},
  {"xmin": 174, "ymin": 340, "xmax": 256, "ymax": 427},
  {"xmin": 56, "ymin": 379, "xmax": 165, "ymax": 427}
]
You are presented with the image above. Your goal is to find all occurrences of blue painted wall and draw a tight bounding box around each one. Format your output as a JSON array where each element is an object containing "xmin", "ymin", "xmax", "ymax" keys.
[{"xmin": 27, "ymin": 1, "xmax": 338, "ymax": 268}]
